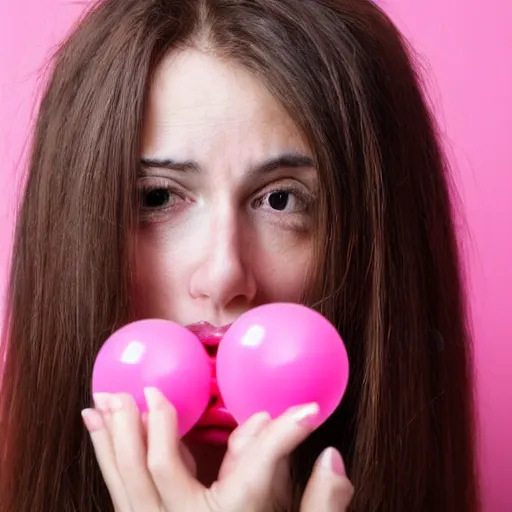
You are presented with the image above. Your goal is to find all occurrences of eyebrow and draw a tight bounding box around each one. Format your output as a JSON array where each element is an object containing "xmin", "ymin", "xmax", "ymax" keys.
[{"xmin": 139, "ymin": 152, "xmax": 315, "ymax": 175}]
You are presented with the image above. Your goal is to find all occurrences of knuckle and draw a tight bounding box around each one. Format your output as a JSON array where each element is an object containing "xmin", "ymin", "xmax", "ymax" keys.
[
  {"xmin": 227, "ymin": 429, "xmax": 244, "ymax": 455},
  {"xmin": 147, "ymin": 453, "xmax": 172, "ymax": 478}
]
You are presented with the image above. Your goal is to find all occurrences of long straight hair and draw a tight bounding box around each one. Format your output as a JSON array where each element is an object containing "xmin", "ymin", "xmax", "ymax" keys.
[{"xmin": 0, "ymin": 0, "xmax": 479, "ymax": 510}]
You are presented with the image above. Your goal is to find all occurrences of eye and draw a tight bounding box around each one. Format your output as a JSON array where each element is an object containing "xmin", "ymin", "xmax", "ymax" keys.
[
  {"xmin": 137, "ymin": 179, "xmax": 186, "ymax": 217},
  {"xmin": 256, "ymin": 189, "xmax": 308, "ymax": 213},
  {"xmin": 140, "ymin": 187, "xmax": 174, "ymax": 209}
]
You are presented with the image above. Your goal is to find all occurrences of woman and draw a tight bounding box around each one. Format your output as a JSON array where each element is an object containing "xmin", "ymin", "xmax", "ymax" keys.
[{"xmin": 0, "ymin": 0, "xmax": 479, "ymax": 510}]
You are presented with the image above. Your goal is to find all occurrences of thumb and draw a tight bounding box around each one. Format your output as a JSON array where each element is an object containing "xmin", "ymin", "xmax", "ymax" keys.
[{"xmin": 300, "ymin": 448, "xmax": 354, "ymax": 512}]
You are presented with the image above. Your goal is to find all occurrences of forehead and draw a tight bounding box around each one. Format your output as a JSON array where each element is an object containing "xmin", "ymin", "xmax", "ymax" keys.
[{"xmin": 141, "ymin": 48, "xmax": 307, "ymax": 159}]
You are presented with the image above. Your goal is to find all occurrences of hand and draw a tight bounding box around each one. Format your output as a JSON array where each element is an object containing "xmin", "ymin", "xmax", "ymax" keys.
[{"xmin": 82, "ymin": 389, "xmax": 354, "ymax": 512}]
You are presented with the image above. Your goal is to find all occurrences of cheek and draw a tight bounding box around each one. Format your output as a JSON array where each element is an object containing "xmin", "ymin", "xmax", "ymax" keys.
[
  {"xmin": 134, "ymin": 210, "xmax": 212, "ymax": 298},
  {"xmin": 132, "ymin": 229, "xmax": 187, "ymax": 318},
  {"xmin": 253, "ymin": 227, "xmax": 314, "ymax": 302}
]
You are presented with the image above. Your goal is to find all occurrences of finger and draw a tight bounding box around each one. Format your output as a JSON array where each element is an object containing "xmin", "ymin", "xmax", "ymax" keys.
[
  {"xmin": 300, "ymin": 448, "xmax": 354, "ymax": 512},
  {"xmin": 94, "ymin": 393, "xmax": 115, "ymax": 438},
  {"xmin": 141, "ymin": 412, "xmax": 148, "ymax": 434},
  {"xmin": 217, "ymin": 403, "xmax": 320, "ymax": 505},
  {"xmin": 179, "ymin": 442, "xmax": 198, "ymax": 477},
  {"xmin": 219, "ymin": 411, "xmax": 271, "ymax": 479},
  {"xmin": 94, "ymin": 393, "xmax": 127, "ymax": 469},
  {"xmin": 81, "ymin": 408, "xmax": 132, "ymax": 512},
  {"xmin": 255, "ymin": 403, "xmax": 320, "ymax": 467},
  {"xmin": 109, "ymin": 393, "xmax": 160, "ymax": 510},
  {"xmin": 227, "ymin": 411, "xmax": 271, "ymax": 455},
  {"xmin": 145, "ymin": 387, "xmax": 204, "ymax": 510}
]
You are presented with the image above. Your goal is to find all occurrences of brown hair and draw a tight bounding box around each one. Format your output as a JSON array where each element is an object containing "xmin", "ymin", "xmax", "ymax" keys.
[{"xmin": 0, "ymin": 0, "xmax": 479, "ymax": 510}]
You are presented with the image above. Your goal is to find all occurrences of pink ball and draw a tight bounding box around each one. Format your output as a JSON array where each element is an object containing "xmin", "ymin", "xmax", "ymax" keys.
[
  {"xmin": 216, "ymin": 303, "xmax": 349, "ymax": 426},
  {"xmin": 92, "ymin": 319, "xmax": 211, "ymax": 437}
]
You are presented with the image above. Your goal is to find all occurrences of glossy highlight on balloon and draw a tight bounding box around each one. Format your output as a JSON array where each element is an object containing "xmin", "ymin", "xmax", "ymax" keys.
[
  {"xmin": 92, "ymin": 319, "xmax": 211, "ymax": 437},
  {"xmin": 216, "ymin": 303, "xmax": 349, "ymax": 426}
]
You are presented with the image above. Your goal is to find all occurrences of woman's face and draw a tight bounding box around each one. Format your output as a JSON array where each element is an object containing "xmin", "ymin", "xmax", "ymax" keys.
[{"xmin": 135, "ymin": 48, "xmax": 317, "ymax": 327}]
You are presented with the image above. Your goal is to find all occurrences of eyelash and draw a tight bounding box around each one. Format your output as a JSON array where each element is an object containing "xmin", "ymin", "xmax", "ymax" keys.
[
  {"xmin": 137, "ymin": 178, "xmax": 313, "ymax": 219},
  {"xmin": 251, "ymin": 187, "xmax": 311, "ymax": 213}
]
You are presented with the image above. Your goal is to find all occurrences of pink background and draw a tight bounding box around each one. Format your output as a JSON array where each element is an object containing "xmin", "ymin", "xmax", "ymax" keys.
[{"xmin": 0, "ymin": 0, "xmax": 510, "ymax": 509}]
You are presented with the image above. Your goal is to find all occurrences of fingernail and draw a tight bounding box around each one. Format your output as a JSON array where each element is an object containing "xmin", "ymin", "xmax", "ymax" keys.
[
  {"xmin": 290, "ymin": 403, "xmax": 320, "ymax": 428},
  {"xmin": 319, "ymin": 447, "xmax": 346, "ymax": 476},
  {"xmin": 81, "ymin": 408, "xmax": 104, "ymax": 432},
  {"xmin": 93, "ymin": 393, "xmax": 110, "ymax": 413},
  {"xmin": 144, "ymin": 387, "xmax": 166, "ymax": 410},
  {"xmin": 255, "ymin": 411, "xmax": 272, "ymax": 422}
]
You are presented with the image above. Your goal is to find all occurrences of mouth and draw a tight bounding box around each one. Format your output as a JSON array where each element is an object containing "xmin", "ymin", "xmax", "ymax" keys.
[
  {"xmin": 186, "ymin": 322, "xmax": 237, "ymax": 443},
  {"xmin": 187, "ymin": 321, "xmax": 231, "ymax": 352}
]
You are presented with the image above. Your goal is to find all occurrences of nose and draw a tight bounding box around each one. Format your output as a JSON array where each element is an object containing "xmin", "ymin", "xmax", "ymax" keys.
[{"xmin": 189, "ymin": 207, "xmax": 257, "ymax": 312}]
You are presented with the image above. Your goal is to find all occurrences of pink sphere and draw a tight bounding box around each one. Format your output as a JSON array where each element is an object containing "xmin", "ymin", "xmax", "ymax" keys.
[
  {"xmin": 216, "ymin": 303, "xmax": 349, "ymax": 426},
  {"xmin": 92, "ymin": 319, "xmax": 211, "ymax": 437}
]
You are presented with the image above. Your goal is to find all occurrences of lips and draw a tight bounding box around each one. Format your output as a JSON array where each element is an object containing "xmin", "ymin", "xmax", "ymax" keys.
[
  {"xmin": 187, "ymin": 321, "xmax": 231, "ymax": 347},
  {"xmin": 186, "ymin": 322, "xmax": 237, "ymax": 432}
]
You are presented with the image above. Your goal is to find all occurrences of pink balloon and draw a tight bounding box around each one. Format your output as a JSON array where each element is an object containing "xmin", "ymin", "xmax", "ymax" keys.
[
  {"xmin": 92, "ymin": 319, "xmax": 211, "ymax": 437},
  {"xmin": 216, "ymin": 303, "xmax": 349, "ymax": 426}
]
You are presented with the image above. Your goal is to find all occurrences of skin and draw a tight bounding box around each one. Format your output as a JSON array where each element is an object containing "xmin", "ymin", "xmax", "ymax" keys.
[
  {"xmin": 134, "ymin": 48, "xmax": 316, "ymax": 325},
  {"xmin": 81, "ymin": 49, "xmax": 354, "ymax": 510}
]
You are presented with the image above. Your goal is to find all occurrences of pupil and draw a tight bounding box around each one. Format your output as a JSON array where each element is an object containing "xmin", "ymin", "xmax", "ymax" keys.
[
  {"xmin": 144, "ymin": 188, "xmax": 169, "ymax": 208},
  {"xmin": 269, "ymin": 191, "xmax": 289, "ymax": 211}
]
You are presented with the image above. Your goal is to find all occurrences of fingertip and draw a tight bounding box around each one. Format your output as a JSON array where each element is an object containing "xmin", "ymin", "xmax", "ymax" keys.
[
  {"xmin": 243, "ymin": 410, "xmax": 272, "ymax": 431},
  {"xmin": 109, "ymin": 392, "xmax": 137, "ymax": 412},
  {"xmin": 289, "ymin": 402, "xmax": 320, "ymax": 430},
  {"xmin": 144, "ymin": 387, "xmax": 179, "ymax": 439},
  {"xmin": 301, "ymin": 448, "xmax": 354, "ymax": 510},
  {"xmin": 250, "ymin": 410, "xmax": 272, "ymax": 422},
  {"xmin": 93, "ymin": 392, "xmax": 110, "ymax": 413},
  {"xmin": 318, "ymin": 447, "xmax": 346, "ymax": 476},
  {"xmin": 81, "ymin": 408, "xmax": 104, "ymax": 432},
  {"xmin": 144, "ymin": 387, "xmax": 172, "ymax": 412}
]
